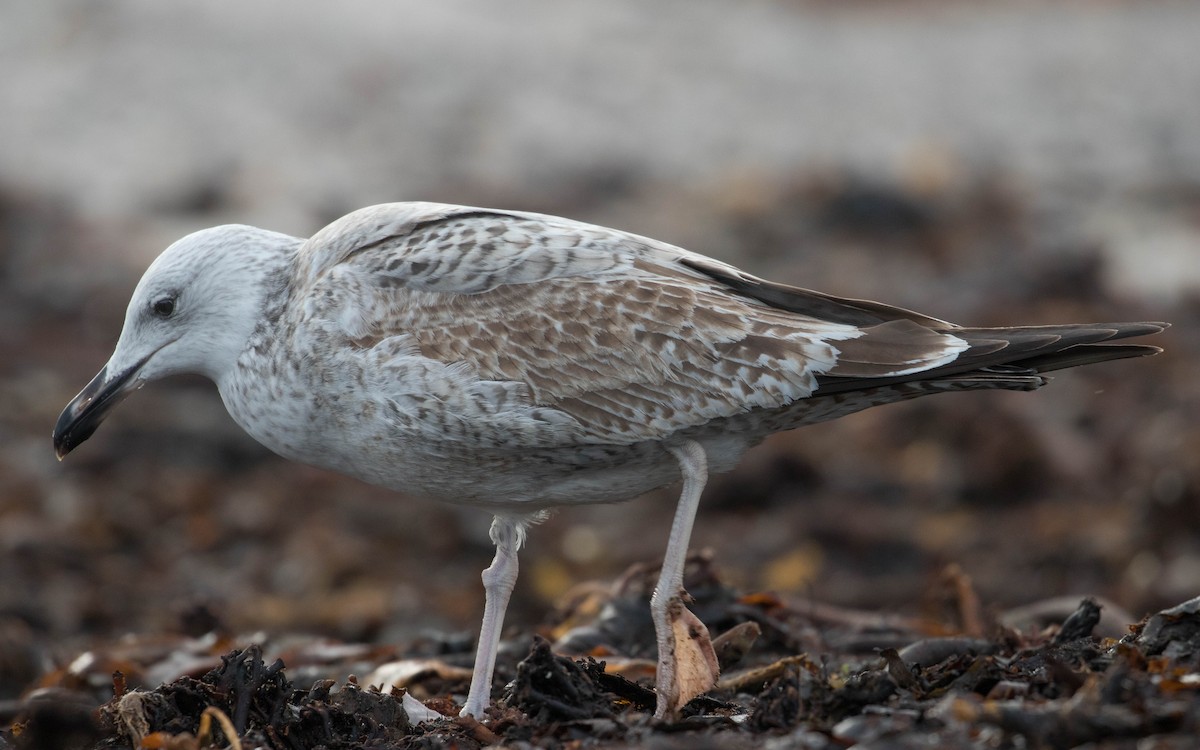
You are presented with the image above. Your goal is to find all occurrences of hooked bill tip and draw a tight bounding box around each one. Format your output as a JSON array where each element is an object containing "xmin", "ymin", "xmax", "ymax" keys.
[{"xmin": 52, "ymin": 360, "xmax": 140, "ymax": 461}]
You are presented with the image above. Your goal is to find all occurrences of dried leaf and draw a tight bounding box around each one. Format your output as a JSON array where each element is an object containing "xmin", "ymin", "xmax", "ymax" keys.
[
  {"xmin": 666, "ymin": 600, "xmax": 720, "ymax": 713},
  {"xmin": 712, "ymin": 621, "xmax": 762, "ymax": 670},
  {"xmin": 364, "ymin": 658, "xmax": 473, "ymax": 690}
]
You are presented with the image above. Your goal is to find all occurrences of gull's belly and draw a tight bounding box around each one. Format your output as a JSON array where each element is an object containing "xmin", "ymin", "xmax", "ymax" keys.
[
  {"xmin": 221, "ymin": 376, "xmax": 677, "ymax": 509},
  {"xmin": 315, "ymin": 432, "xmax": 689, "ymax": 510},
  {"xmin": 298, "ymin": 431, "xmax": 692, "ymax": 510}
]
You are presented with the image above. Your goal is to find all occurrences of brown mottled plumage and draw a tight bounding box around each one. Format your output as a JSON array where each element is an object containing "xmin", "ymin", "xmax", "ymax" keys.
[{"xmin": 53, "ymin": 202, "xmax": 1165, "ymax": 719}]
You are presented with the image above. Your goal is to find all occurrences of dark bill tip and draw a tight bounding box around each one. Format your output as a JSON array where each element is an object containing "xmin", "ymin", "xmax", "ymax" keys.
[{"xmin": 53, "ymin": 363, "xmax": 141, "ymax": 459}]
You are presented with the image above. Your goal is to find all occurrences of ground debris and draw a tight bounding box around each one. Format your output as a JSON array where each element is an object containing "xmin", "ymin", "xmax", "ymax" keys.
[
  {"xmin": 97, "ymin": 646, "xmax": 416, "ymax": 750},
  {"xmin": 506, "ymin": 634, "xmax": 621, "ymax": 723},
  {"xmin": 1052, "ymin": 597, "xmax": 1102, "ymax": 645},
  {"xmin": 4, "ymin": 577, "xmax": 1200, "ymax": 748},
  {"xmin": 1135, "ymin": 595, "xmax": 1200, "ymax": 659}
]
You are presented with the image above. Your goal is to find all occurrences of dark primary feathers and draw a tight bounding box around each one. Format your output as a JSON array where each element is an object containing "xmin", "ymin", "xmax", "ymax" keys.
[{"xmin": 681, "ymin": 255, "xmax": 1165, "ymax": 397}]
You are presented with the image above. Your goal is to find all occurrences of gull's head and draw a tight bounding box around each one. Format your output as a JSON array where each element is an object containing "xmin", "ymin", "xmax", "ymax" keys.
[{"xmin": 53, "ymin": 224, "xmax": 300, "ymax": 458}]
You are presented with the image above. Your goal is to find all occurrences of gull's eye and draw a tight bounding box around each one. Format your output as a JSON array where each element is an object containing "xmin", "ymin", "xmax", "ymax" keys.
[{"xmin": 151, "ymin": 297, "xmax": 177, "ymax": 318}]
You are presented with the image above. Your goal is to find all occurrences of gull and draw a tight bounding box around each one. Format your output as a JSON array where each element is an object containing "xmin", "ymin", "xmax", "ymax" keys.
[{"xmin": 53, "ymin": 202, "xmax": 1165, "ymax": 719}]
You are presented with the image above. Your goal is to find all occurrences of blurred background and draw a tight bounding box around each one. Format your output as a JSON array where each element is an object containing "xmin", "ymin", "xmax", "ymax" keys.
[{"xmin": 1, "ymin": 0, "xmax": 1197, "ymax": 666}]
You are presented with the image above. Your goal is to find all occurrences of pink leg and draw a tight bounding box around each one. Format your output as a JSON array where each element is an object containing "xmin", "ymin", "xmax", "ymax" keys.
[
  {"xmin": 460, "ymin": 516, "xmax": 524, "ymax": 718},
  {"xmin": 650, "ymin": 439, "xmax": 708, "ymax": 719}
]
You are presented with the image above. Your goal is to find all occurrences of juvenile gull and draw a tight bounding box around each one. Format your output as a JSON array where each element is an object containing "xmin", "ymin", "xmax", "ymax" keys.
[{"xmin": 53, "ymin": 202, "xmax": 1165, "ymax": 719}]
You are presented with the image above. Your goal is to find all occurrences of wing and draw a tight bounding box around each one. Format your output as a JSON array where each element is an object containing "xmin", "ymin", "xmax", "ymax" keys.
[{"xmin": 292, "ymin": 203, "xmax": 970, "ymax": 446}]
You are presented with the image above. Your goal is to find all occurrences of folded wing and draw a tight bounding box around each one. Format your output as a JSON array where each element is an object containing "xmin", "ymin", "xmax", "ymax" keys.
[{"xmin": 293, "ymin": 203, "xmax": 977, "ymax": 446}]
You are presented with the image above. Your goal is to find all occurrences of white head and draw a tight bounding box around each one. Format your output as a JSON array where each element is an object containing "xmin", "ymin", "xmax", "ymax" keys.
[{"xmin": 53, "ymin": 224, "xmax": 301, "ymax": 457}]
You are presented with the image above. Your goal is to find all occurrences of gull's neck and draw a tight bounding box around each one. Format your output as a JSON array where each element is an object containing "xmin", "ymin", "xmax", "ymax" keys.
[{"xmin": 202, "ymin": 230, "xmax": 300, "ymax": 387}]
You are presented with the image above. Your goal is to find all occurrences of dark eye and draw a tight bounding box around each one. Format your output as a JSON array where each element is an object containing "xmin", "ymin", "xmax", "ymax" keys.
[{"xmin": 151, "ymin": 297, "xmax": 176, "ymax": 317}]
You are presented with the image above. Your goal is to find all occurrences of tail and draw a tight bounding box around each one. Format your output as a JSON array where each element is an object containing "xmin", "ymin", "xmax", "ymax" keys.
[
  {"xmin": 814, "ymin": 322, "xmax": 1166, "ymax": 396},
  {"xmin": 676, "ymin": 255, "xmax": 1167, "ymax": 422},
  {"xmin": 751, "ymin": 324, "xmax": 1165, "ymax": 435}
]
